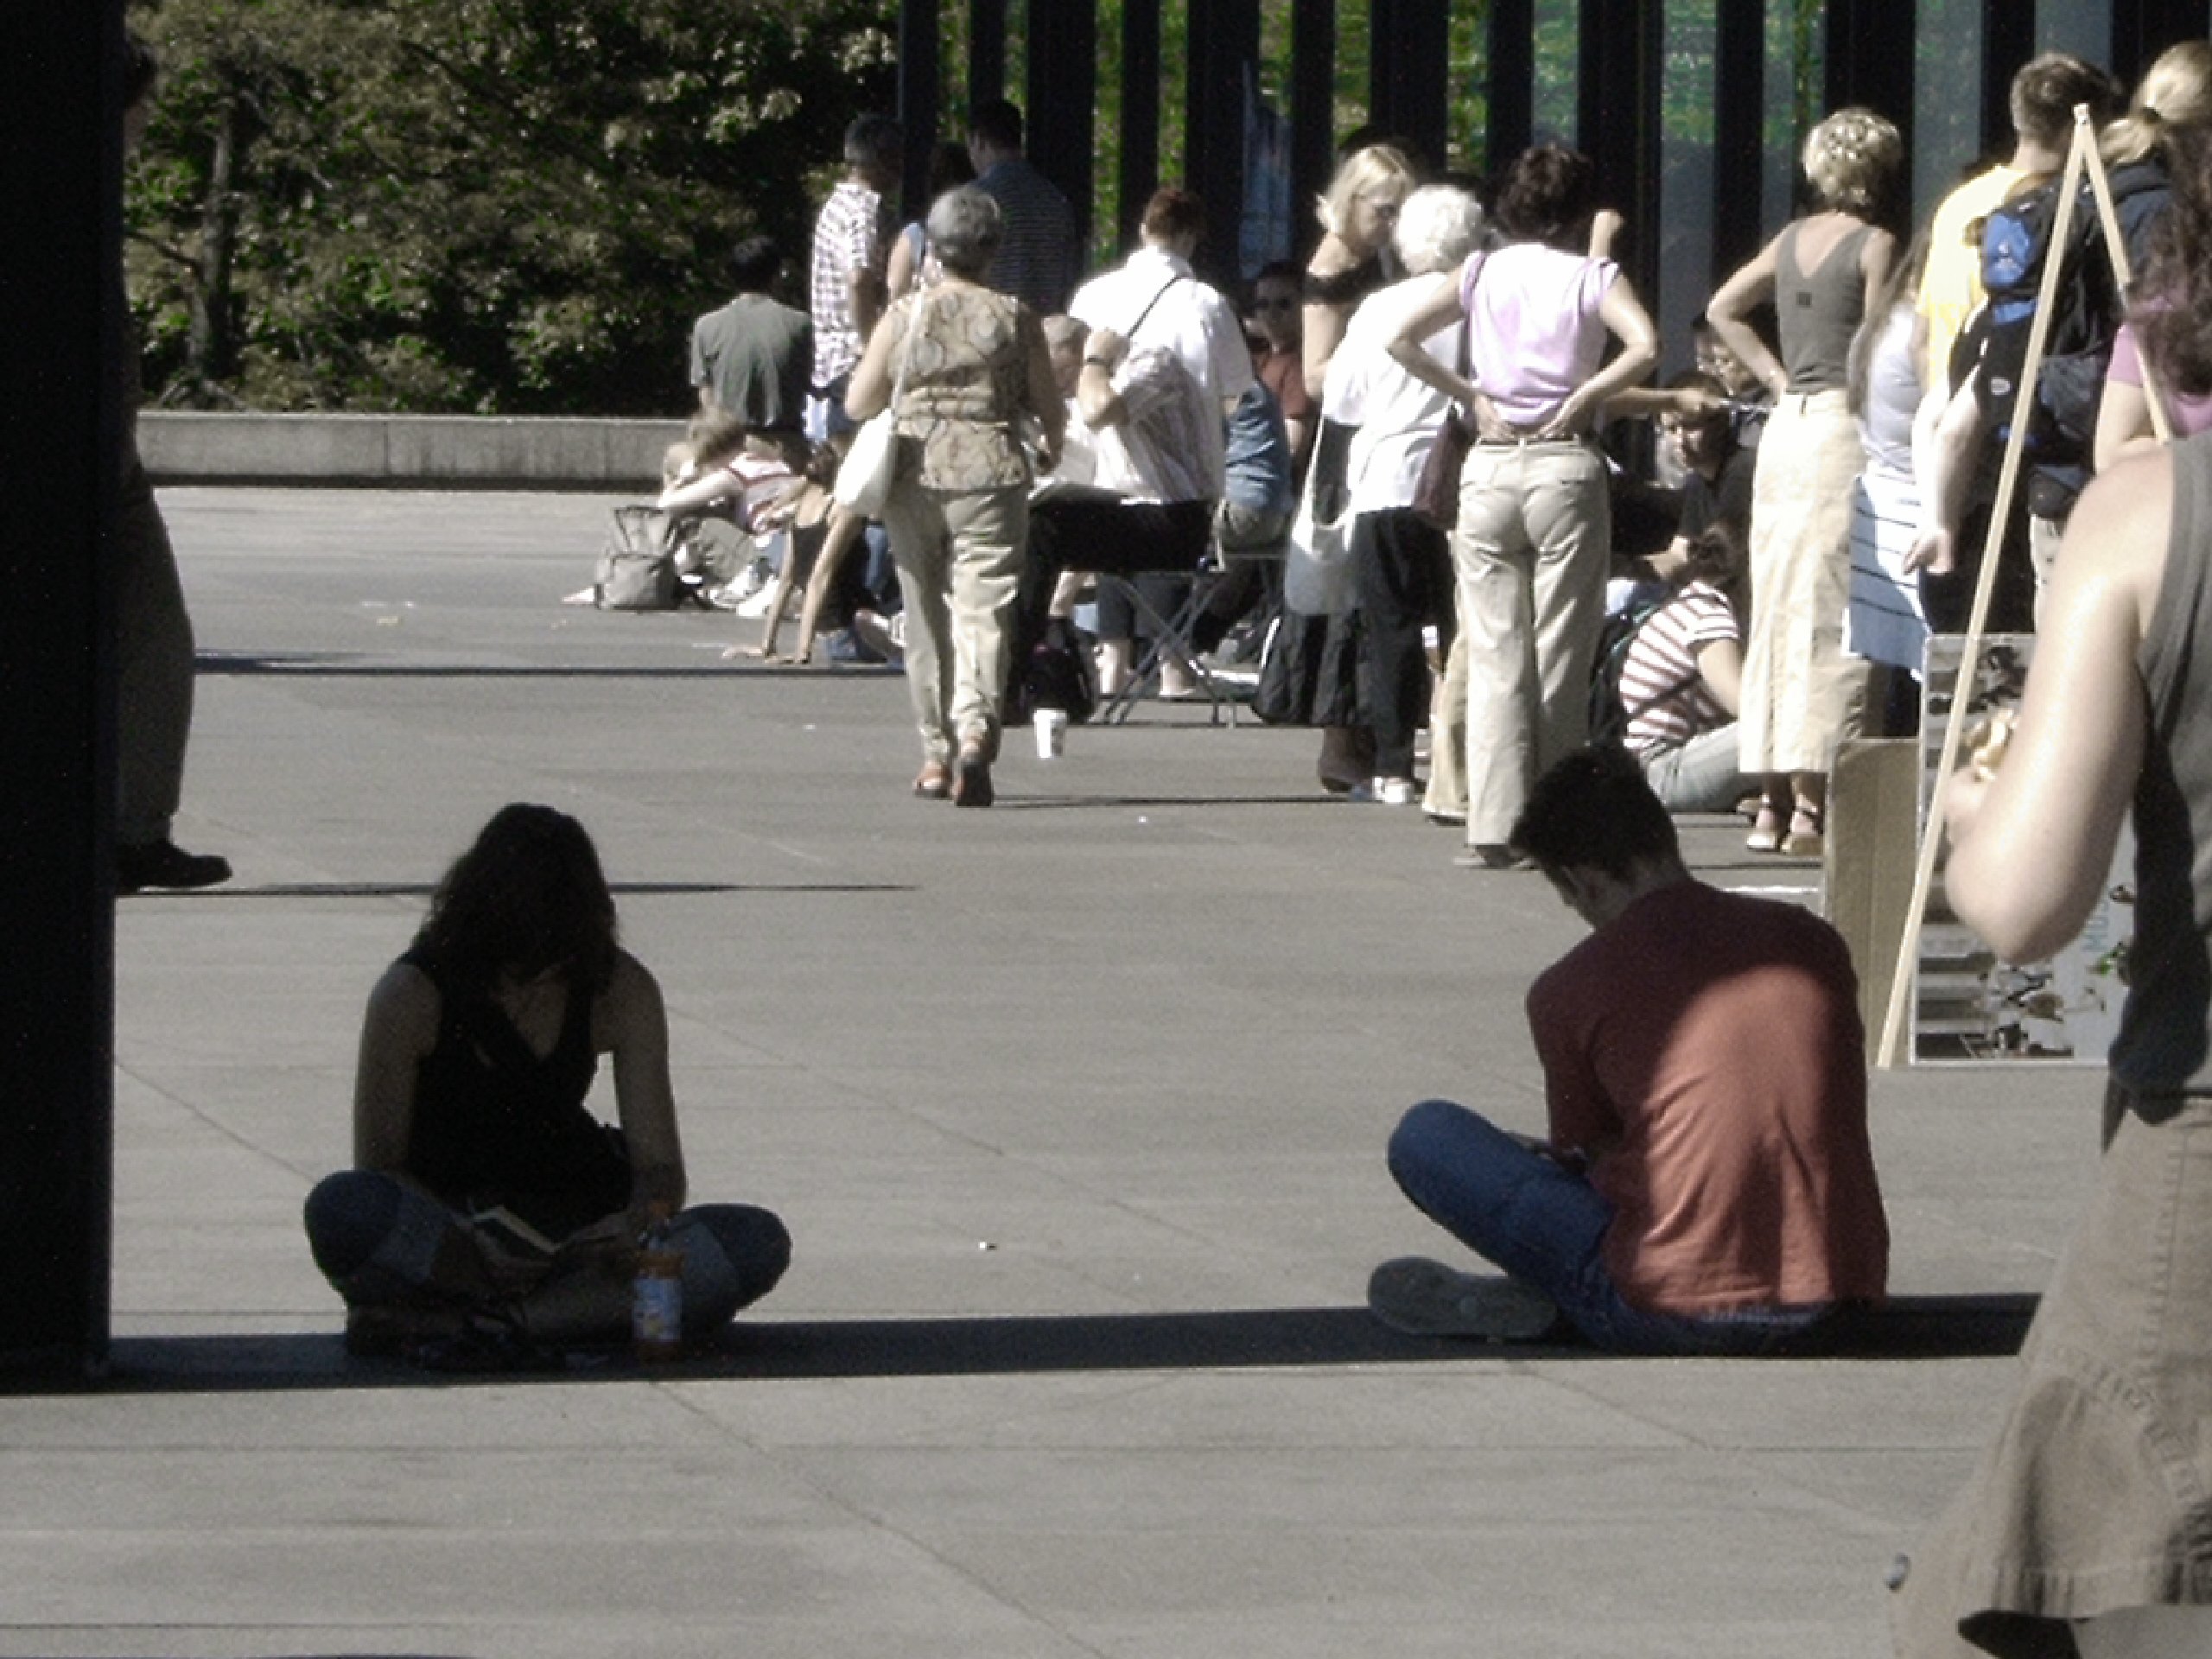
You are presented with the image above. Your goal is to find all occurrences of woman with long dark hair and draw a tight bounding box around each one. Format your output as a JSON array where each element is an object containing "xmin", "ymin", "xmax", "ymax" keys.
[{"xmin": 303, "ymin": 804, "xmax": 789, "ymax": 1366}]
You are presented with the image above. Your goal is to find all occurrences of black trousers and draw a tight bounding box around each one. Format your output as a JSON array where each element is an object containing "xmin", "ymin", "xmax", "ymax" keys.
[
  {"xmin": 1352, "ymin": 507, "xmax": 1455, "ymax": 778},
  {"xmin": 1015, "ymin": 486, "xmax": 1215, "ymax": 660}
]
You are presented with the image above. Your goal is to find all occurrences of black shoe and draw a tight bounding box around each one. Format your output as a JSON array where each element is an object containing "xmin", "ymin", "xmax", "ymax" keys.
[{"xmin": 116, "ymin": 839, "xmax": 232, "ymax": 893}]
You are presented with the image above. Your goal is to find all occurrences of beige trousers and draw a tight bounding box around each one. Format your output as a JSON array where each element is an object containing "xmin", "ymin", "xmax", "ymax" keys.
[
  {"xmin": 881, "ymin": 480, "xmax": 1029, "ymax": 763},
  {"xmin": 1452, "ymin": 440, "xmax": 1610, "ymax": 845}
]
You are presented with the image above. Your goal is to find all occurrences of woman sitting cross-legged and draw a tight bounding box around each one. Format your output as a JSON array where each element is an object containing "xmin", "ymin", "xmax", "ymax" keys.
[{"xmin": 303, "ymin": 804, "xmax": 790, "ymax": 1367}]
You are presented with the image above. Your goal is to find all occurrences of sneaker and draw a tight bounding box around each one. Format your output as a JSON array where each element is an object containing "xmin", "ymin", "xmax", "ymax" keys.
[
  {"xmin": 1453, "ymin": 843, "xmax": 1530, "ymax": 870},
  {"xmin": 734, "ymin": 584, "xmax": 780, "ymax": 620},
  {"xmin": 1372, "ymin": 776, "xmax": 1418, "ymax": 807},
  {"xmin": 823, "ymin": 626, "xmax": 886, "ymax": 666},
  {"xmin": 1365, "ymin": 1257, "xmax": 1560, "ymax": 1340},
  {"xmin": 116, "ymin": 839, "xmax": 232, "ymax": 893},
  {"xmin": 848, "ymin": 608, "xmax": 904, "ymax": 668}
]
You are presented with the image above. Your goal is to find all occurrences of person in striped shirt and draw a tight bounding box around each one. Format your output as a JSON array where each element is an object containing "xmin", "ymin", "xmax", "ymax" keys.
[{"xmin": 1617, "ymin": 524, "xmax": 1751, "ymax": 813}]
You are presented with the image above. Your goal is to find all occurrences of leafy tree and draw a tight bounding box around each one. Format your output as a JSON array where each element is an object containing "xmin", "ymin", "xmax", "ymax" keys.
[{"xmin": 126, "ymin": 0, "xmax": 898, "ymax": 414}]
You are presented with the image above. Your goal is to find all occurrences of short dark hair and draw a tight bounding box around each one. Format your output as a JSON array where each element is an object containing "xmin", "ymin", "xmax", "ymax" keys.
[
  {"xmin": 730, "ymin": 235, "xmax": 781, "ymax": 291},
  {"xmin": 2009, "ymin": 52, "xmax": 2123, "ymax": 149},
  {"xmin": 844, "ymin": 114, "xmax": 903, "ymax": 171},
  {"xmin": 1141, "ymin": 186, "xmax": 1206, "ymax": 245},
  {"xmin": 1510, "ymin": 747, "xmax": 1679, "ymax": 880},
  {"xmin": 969, "ymin": 98, "xmax": 1024, "ymax": 152},
  {"xmin": 1495, "ymin": 143, "xmax": 1597, "ymax": 251}
]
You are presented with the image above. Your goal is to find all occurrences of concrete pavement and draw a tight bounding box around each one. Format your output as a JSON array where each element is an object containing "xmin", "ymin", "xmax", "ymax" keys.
[{"xmin": 2, "ymin": 487, "xmax": 2100, "ymax": 1657}]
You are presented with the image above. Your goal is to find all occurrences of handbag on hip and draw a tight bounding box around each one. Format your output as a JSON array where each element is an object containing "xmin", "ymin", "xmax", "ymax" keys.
[{"xmin": 832, "ymin": 296, "xmax": 925, "ymax": 518}]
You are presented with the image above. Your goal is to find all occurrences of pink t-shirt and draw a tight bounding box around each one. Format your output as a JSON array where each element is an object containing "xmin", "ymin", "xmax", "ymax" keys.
[
  {"xmin": 2110, "ymin": 323, "xmax": 2212, "ymax": 440},
  {"xmin": 1462, "ymin": 243, "xmax": 1618, "ymax": 427}
]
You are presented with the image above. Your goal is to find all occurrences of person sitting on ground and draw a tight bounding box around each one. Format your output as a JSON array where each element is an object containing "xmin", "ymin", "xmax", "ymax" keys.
[
  {"xmin": 1629, "ymin": 369, "xmax": 1754, "ymax": 599},
  {"xmin": 302, "ymin": 804, "xmax": 791, "ymax": 1366},
  {"xmin": 1370, "ymin": 746, "xmax": 1887, "ymax": 1353},
  {"xmin": 653, "ymin": 410, "xmax": 836, "ymax": 651},
  {"xmin": 1614, "ymin": 522, "xmax": 1752, "ymax": 812}
]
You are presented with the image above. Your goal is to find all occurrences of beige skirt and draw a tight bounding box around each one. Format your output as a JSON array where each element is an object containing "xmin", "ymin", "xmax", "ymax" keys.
[
  {"xmin": 1891, "ymin": 1087, "xmax": 2212, "ymax": 1655},
  {"xmin": 1738, "ymin": 390, "xmax": 1866, "ymax": 774}
]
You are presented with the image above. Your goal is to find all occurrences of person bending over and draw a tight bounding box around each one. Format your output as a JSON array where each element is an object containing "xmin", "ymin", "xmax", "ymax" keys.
[
  {"xmin": 304, "ymin": 804, "xmax": 790, "ymax": 1366},
  {"xmin": 1371, "ymin": 746, "xmax": 1886, "ymax": 1353}
]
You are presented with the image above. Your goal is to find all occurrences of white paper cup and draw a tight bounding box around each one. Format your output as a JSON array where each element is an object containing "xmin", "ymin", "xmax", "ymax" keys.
[{"xmin": 1033, "ymin": 708, "xmax": 1068, "ymax": 759}]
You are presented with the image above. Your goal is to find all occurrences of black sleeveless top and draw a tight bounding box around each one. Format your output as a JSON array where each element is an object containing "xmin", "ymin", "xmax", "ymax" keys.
[{"xmin": 399, "ymin": 950, "xmax": 629, "ymax": 1236}]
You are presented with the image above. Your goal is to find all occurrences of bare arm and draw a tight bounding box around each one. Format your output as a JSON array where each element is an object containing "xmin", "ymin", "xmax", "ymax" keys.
[
  {"xmin": 1942, "ymin": 457, "xmax": 2164, "ymax": 962},
  {"xmin": 601, "ymin": 952, "xmax": 686, "ymax": 1218},
  {"xmin": 1301, "ymin": 232, "xmax": 1361, "ymax": 399},
  {"xmin": 657, "ymin": 465, "xmax": 741, "ymax": 515},
  {"xmin": 1074, "ymin": 329, "xmax": 1134, "ymax": 429},
  {"xmin": 2094, "ymin": 368, "xmax": 2159, "ymax": 474},
  {"xmin": 352, "ymin": 962, "xmax": 440, "ymax": 1172},
  {"xmin": 1904, "ymin": 372, "xmax": 1986, "ymax": 574},
  {"xmin": 1020, "ymin": 308, "xmax": 1065, "ymax": 474},
  {"xmin": 884, "ymin": 228, "xmax": 919, "ymax": 302},
  {"xmin": 1859, "ymin": 226, "xmax": 1897, "ymax": 327},
  {"xmin": 1706, "ymin": 232, "xmax": 1786, "ymax": 396},
  {"xmin": 1695, "ymin": 635, "xmax": 1744, "ymax": 716},
  {"xmin": 1382, "ymin": 273, "xmax": 1475, "ymax": 406},
  {"xmin": 1543, "ymin": 273, "xmax": 1660, "ymax": 438},
  {"xmin": 844, "ymin": 306, "xmax": 902, "ymax": 422}
]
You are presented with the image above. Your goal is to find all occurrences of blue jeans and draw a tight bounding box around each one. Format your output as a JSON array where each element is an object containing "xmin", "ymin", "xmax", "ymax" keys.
[{"xmin": 1386, "ymin": 1099, "xmax": 1830, "ymax": 1356}]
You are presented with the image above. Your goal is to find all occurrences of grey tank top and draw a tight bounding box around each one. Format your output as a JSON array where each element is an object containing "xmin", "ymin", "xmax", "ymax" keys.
[
  {"xmin": 1776, "ymin": 221, "xmax": 1872, "ymax": 395},
  {"xmin": 2113, "ymin": 430, "xmax": 2212, "ymax": 1093}
]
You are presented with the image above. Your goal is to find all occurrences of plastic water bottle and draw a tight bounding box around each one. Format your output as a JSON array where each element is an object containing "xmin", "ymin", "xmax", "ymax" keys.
[{"xmin": 632, "ymin": 1212, "xmax": 683, "ymax": 1364}]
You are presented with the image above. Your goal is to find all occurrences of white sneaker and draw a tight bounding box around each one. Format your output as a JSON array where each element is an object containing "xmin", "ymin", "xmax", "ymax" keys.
[
  {"xmin": 1373, "ymin": 776, "xmax": 1418, "ymax": 807},
  {"xmin": 1365, "ymin": 1257, "xmax": 1559, "ymax": 1340}
]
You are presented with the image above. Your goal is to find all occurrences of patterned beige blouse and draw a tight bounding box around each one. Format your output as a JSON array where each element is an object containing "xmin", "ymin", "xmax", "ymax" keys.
[{"xmin": 888, "ymin": 283, "xmax": 1043, "ymax": 492}]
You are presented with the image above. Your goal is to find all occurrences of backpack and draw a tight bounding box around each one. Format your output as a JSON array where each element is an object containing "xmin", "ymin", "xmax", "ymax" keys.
[
  {"xmin": 1586, "ymin": 594, "xmax": 1688, "ymax": 750},
  {"xmin": 1973, "ymin": 177, "xmax": 2129, "ymax": 516},
  {"xmin": 594, "ymin": 505, "xmax": 709, "ymax": 610}
]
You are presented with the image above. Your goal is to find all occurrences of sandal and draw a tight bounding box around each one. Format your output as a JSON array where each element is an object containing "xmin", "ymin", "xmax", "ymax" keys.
[
  {"xmin": 913, "ymin": 761, "xmax": 950, "ymax": 800},
  {"xmin": 1746, "ymin": 804, "xmax": 1784, "ymax": 853},
  {"xmin": 1783, "ymin": 803, "xmax": 1824, "ymax": 859},
  {"xmin": 950, "ymin": 746, "xmax": 995, "ymax": 809}
]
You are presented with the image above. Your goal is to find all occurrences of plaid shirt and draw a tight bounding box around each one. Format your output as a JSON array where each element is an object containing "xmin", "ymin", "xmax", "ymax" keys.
[{"xmin": 808, "ymin": 178, "xmax": 890, "ymax": 388}]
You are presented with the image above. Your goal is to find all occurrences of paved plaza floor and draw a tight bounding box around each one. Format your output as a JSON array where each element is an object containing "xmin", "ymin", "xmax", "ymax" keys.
[{"xmin": 2, "ymin": 488, "xmax": 2104, "ymax": 1656}]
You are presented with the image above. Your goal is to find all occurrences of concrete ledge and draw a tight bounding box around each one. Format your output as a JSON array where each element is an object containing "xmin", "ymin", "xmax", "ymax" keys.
[{"xmin": 139, "ymin": 411, "xmax": 685, "ymax": 489}]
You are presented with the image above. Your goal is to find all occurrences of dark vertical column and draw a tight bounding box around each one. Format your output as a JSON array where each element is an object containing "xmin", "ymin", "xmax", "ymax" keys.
[
  {"xmin": 3, "ymin": 0, "xmax": 117, "ymax": 1380},
  {"xmin": 1577, "ymin": 0, "xmax": 1662, "ymax": 296},
  {"xmin": 1825, "ymin": 0, "xmax": 1915, "ymax": 224},
  {"xmin": 1713, "ymin": 0, "xmax": 1766, "ymax": 278},
  {"xmin": 1289, "ymin": 0, "xmax": 1336, "ymax": 248},
  {"xmin": 2110, "ymin": 0, "xmax": 2212, "ymax": 84},
  {"xmin": 1026, "ymin": 0, "xmax": 1096, "ymax": 250},
  {"xmin": 1368, "ymin": 0, "xmax": 1449, "ymax": 176},
  {"xmin": 1485, "ymin": 0, "xmax": 1534, "ymax": 182},
  {"xmin": 898, "ymin": 0, "xmax": 940, "ymax": 221},
  {"xmin": 1186, "ymin": 0, "xmax": 1259, "ymax": 282},
  {"xmin": 969, "ymin": 0, "xmax": 1007, "ymax": 111},
  {"xmin": 1122, "ymin": 0, "xmax": 1162, "ymax": 251},
  {"xmin": 1981, "ymin": 0, "xmax": 2036, "ymax": 159}
]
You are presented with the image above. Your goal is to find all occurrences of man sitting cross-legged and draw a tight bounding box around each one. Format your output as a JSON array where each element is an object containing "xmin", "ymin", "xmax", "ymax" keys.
[{"xmin": 1371, "ymin": 745, "xmax": 1887, "ymax": 1354}]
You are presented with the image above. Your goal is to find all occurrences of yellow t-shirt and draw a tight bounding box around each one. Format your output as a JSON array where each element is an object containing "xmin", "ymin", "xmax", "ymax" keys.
[{"xmin": 1916, "ymin": 164, "xmax": 2021, "ymax": 385}]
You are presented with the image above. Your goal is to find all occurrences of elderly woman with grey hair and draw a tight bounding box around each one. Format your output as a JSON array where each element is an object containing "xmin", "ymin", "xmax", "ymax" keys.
[
  {"xmin": 849, "ymin": 185, "xmax": 1063, "ymax": 806},
  {"xmin": 1327, "ymin": 184, "xmax": 1489, "ymax": 804}
]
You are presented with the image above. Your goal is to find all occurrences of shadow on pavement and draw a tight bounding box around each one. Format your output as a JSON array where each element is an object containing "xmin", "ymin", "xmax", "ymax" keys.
[
  {"xmin": 122, "ymin": 881, "xmax": 909, "ymax": 899},
  {"xmin": 73, "ymin": 1296, "xmax": 2036, "ymax": 1393}
]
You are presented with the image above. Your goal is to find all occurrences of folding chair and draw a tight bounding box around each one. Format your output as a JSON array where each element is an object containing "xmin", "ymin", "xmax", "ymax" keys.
[{"xmin": 1091, "ymin": 512, "xmax": 1288, "ymax": 726}]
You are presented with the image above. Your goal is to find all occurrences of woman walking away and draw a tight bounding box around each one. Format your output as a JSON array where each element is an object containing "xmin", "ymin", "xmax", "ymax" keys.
[
  {"xmin": 1387, "ymin": 143, "xmax": 1659, "ymax": 867},
  {"xmin": 1707, "ymin": 107, "xmax": 1900, "ymax": 858},
  {"xmin": 1891, "ymin": 123, "xmax": 2212, "ymax": 1654},
  {"xmin": 848, "ymin": 186, "xmax": 1064, "ymax": 806},
  {"xmin": 303, "ymin": 804, "xmax": 791, "ymax": 1369}
]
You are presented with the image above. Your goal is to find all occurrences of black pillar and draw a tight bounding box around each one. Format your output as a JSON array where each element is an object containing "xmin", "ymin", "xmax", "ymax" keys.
[
  {"xmin": 898, "ymin": 0, "xmax": 939, "ymax": 221},
  {"xmin": 1712, "ymin": 0, "xmax": 1765, "ymax": 279},
  {"xmin": 1026, "ymin": 0, "xmax": 1095, "ymax": 251},
  {"xmin": 1577, "ymin": 0, "xmax": 1661, "ymax": 296},
  {"xmin": 1369, "ymin": 0, "xmax": 1449, "ymax": 179},
  {"xmin": 1289, "ymin": 0, "xmax": 1335, "ymax": 249},
  {"xmin": 1980, "ymin": 0, "xmax": 2036, "ymax": 160},
  {"xmin": 2110, "ymin": 0, "xmax": 2212, "ymax": 84},
  {"xmin": 1825, "ymin": 0, "xmax": 1914, "ymax": 226},
  {"xmin": 3, "ymin": 0, "xmax": 117, "ymax": 1380},
  {"xmin": 1185, "ymin": 0, "xmax": 1259, "ymax": 283},
  {"xmin": 969, "ymin": 0, "xmax": 1007, "ymax": 113},
  {"xmin": 1485, "ymin": 0, "xmax": 1534, "ymax": 184},
  {"xmin": 1121, "ymin": 0, "xmax": 1162, "ymax": 251}
]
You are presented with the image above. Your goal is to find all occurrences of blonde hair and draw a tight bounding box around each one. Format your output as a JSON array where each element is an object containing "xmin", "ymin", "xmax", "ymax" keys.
[
  {"xmin": 2103, "ymin": 41, "xmax": 2212, "ymax": 167},
  {"xmin": 1802, "ymin": 107, "xmax": 1902, "ymax": 217},
  {"xmin": 1318, "ymin": 144, "xmax": 1416, "ymax": 245}
]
